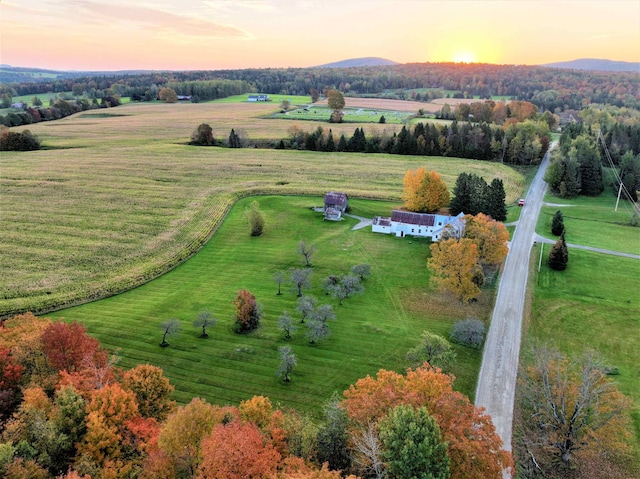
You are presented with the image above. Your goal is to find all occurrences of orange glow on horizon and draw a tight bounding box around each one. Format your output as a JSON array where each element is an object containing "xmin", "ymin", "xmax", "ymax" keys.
[{"xmin": 452, "ymin": 51, "xmax": 477, "ymax": 64}]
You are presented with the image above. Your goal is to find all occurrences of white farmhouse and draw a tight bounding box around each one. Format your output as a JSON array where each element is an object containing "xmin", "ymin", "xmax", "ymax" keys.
[{"xmin": 372, "ymin": 210, "xmax": 465, "ymax": 240}]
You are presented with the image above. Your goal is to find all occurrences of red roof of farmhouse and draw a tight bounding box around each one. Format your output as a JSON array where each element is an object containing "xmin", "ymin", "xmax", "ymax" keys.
[{"xmin": 390, "ymin": 210, "xmax": 437, "ymax": 226}]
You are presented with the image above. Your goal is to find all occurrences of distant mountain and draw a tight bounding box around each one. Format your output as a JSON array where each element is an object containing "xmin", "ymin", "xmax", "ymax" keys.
[
  {"xmin": 542, "ymin": 58, "xmax": 639, "ymax": 72},
  {"xmin": 313, "ymin": 57, "xmax": 398, "ymax": 68}
]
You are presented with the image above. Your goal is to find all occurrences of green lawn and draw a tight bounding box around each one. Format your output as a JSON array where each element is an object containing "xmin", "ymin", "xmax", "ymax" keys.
[
  {"xmin": 538, "ymin": 192, "xmax": 640, "ymax": 254},
  {"xmin": 1, "ymin": 101, "xmax": 524, "ymax": 318},
  {"xmin": 526, "ymin": 245, "xmax": 640, "ymax": 456},
  {"xmin": 47, "ymin": 196, "xmax": 487, "ymax": 416}
]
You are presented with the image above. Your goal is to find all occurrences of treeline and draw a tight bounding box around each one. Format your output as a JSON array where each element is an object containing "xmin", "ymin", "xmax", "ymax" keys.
[
  {"xmin": 280, "ymin": 119, "xmax": 550, "ymax": 165},
  {"xmin": 544, "ymin": 120, "xmax": 640, "ymax": 200},
  {"xmin": 3, "ymin": 62, "xmax": 638, "ymax": 111},
  {"xmin": 0, "ymin": 97, "xmax": 121, "ymax": 128}
]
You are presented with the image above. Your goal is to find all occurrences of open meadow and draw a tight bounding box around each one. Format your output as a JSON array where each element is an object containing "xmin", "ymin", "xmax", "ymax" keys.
[
  {"xmin": 525, "ymin": 245, "xmax": 640, "ymax": 460},
  {"xmin": 1, "ymin": 99, "xmax": 525, "ymax": 317},
  {"xmin": 528, "ymin": 189, "xmax": 640, "ymax": 459},
  {"xmin": 47, "ymin": 195, "xmax": 493, "ymax": 415}
]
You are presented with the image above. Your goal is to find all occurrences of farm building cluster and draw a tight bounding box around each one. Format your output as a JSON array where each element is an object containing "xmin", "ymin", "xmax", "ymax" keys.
[
  {"xmin": 322, "ymin": 192, "xmax": 464, "ymax": 241},
  {"xmin": 372, "ymin": 210, "xmax": 465, "ymax": 240}
]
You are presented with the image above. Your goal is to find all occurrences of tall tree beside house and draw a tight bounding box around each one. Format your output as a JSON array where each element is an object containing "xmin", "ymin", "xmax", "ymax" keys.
[
  {"xmin": 486, "ymin": 178, "xmax": 507, "ymax": 221},
  {"xmin": 428, "ymin": 238, "xmax": 481, "ymax": 304},
  {"xmin": 548, "ymin": 233, "xmax": 569, "ymax": 271},
  {"xmin": 449, "ymin": 172, "xmax": 489, "ymax": 216},
  {"xmin": 403, "ymin": 167, "xmax": 450, "ymax": 213}
]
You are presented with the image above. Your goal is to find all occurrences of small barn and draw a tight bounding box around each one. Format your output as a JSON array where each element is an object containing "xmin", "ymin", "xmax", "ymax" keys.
[
  {"xmin": 372, "ymin": 210, "xmax": 465, "ymax": 240},
  {"xmin": 324, "ymin": 192, "xmax": 349, "ymax": 221}
]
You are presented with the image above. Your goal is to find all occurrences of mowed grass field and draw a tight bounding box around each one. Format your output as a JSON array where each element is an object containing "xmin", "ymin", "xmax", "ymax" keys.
[
  {"xmin": 1, "ymin": 100, "xmax": 526, "ymax": 316},
  {"xmin": 47, "ymin": 195, "xmax": 492, "ymax": 415},
  {"xmin": 526, "ymin": 246, "xmax": 640, "ymax": 455},
  {"xmin": 537, "ymin": 188, "xmax": 640, "ymax": 255},
  {"xmin": 530, "ymin": 188, "xmax": 640, "ymax": 455}
]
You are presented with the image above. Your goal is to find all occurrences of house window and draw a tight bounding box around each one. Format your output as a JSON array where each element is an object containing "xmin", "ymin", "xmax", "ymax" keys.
[
  {"xmin": 438, "ymin": 222, "xmax": 442, "ymax": 226},
  {"xmin": 411, "ymin": 228, "xmax": 415, "ymax": 233}
]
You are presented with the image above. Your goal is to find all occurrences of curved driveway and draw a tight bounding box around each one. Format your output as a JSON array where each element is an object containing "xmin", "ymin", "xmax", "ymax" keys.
[{"xmin": 474, "ymin": 149, "xmax": 552, "ymax": 469}]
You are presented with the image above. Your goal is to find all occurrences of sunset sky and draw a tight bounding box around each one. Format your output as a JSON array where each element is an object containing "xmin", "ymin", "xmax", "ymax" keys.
[{"xmin": 2, "ymin": 0, "xmax": 639, "ymax": 71}]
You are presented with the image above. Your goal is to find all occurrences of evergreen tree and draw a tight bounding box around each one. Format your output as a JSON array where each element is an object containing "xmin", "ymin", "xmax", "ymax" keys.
[
  {"xmin": 572, "ymin": 135, "xmax": 603, "ymax": 196},
  {"xmin": 548, "ymin": 233, "xmax": 569, "ymax": 271},
  {"xmin": 486, "ymin": 178, "xmax": 507, "ymax": 221},
  {"xmin": 449, "ymin": 172, "xmax": 473, "ymax": 216},
  {"xmin": 551, "ymin": 210, "xmax": 564, "ymax": 236},
  {"xmin": 325, "ymin": 130, "xmax": 335, "ymax": 152},
  {"xmin": 559, "ymin": 157, "xmax": 581, "ymax": 198},
  {"xmin": 379, "ymin": 405, "xmax": 450, "ymax": 479},
  {"xmin": 228, "ymin": 128, "xmax": 241, "ymax": 148},
  {"xmin": 337, "ymin": 134, "xmax": 348, "ymax": 152}
]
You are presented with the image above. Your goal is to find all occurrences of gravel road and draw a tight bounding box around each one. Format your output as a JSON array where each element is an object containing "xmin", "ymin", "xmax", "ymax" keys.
[{"xmin": 474, "ymin": 148, "xmax": 552, "ymax": 474}]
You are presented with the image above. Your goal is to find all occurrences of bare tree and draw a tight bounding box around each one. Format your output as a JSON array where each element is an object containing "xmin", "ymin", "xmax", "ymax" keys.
[
  {"xmin": 310, "ymin": 303, "xmax": 335, "ymax": 323},
  {"xmin": 322, "ymin": 275, "xmax": 340, "ymax": 295},
  {"xmin": 290, "ymin": 268, "xmax": 313, "ymax": 297},
  {"xmin": 340, "ymin": 274, "xmax": 364, "ymax": 298},
  {"xmin": 351, "ymin": 422, "xmax": 387, "ymax": 479},
  {"xmin": 278, "ymin": 311, "xmax": 297, "ymax": 339},
  {"xmin": 276, "ymin": 345, "xmax": 297, "ymax": 382},
  {"xmin": 351, "ymin": 264, "xmax": 372, "ymax": 281},
  {"xmin": 298, "ymin": 240, "xmax": 315, "ymax": 267},
  {"xmin": 273, "ymin": 270, "xmax": 286, "ymax": 295},
  {"xmin": 519, "ymin": 344, "xmax": 632, "ymax": 469},
  {"xmin": 330, "ymin": 283, "xmax": 348, "ymax": 305},
  {"xmin": 297, "ymin": 295, "xmax": 318, "ymax": 323},
  {"xmin": 306, "ymin": 319, "xmax": 331, "ymax": 344},
  {"xmin": 159, "ymin": 319, "xmax": 180, "ymax": 347},
  {"xmin": 193, "ymin": 310, "xmax": 216, "ymax": 338}
]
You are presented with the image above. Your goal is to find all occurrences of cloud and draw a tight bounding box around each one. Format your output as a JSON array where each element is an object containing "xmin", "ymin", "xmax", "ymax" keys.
[{"xmin": 68, "ymin": 0, "xmax": 250, "ymax": 39}]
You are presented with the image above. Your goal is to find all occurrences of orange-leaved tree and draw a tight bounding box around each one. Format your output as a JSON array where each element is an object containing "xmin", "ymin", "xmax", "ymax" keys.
[
  {"xmin": 197, "ymin": 420, "xmax": 281, "ymax": 479},
  {"xmin": 463, "ymin": 213, "xmax": 509, "ymax": 268},
  {"xmin": 343, "ymin": 365, "xmax": 512, "ymax": 479},
  {"xmin": 152, "ymin": 398, "xmax": 238, "ymax": 478},
  {"xmin": 428, "ymin": 238, "xmax": 481, "ymax": 303},
  {"xmin": 122, "ymin": 363, "xmax": 176, "ymax": 422},
  {"xmin": 402, "ymin": 167, "xmax": 450, "ymax": 213}
]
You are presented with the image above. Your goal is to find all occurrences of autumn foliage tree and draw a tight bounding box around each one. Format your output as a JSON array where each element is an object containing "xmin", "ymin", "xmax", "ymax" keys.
[
  {"xmin": 343, "ymin": 365, "xmax": 512, "ymax": 479},
  {"xmin": 428, "ymin": 238, "xmax": 481, "ymax": 303},
  {"xmin": 463, "ymin": 213, "xmax": 509, "ymax": 269},
  {"xmin": 197, "ymin": 420, "xmax": 281, "ymax": 479},
  {"xmin": 402, "ymin": 167, "xmax": 450, "ymax": 213},
  {"xmin": 41, "ymin": 321, "xmax": 100, "ymax": 372},
  {"xmin": 233, "ymin": 289, "xmax": 262, "ymax": 332},
  {"xmin": 122, "ymin": 364, "xmax": 175, "ymax": 421},
  {"xmin": 518, "ymin": 345, "xmax": 632, "ymax": 477}
]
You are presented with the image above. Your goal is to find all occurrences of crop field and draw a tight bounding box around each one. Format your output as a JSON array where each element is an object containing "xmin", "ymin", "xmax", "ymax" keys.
[
  {"xmin": 1, "ymin": 100, "xmax": 525, "ymax": 317},
  {"xmin": 47, "ymin": 195, "xmax": 492, "ymax": 415}
]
